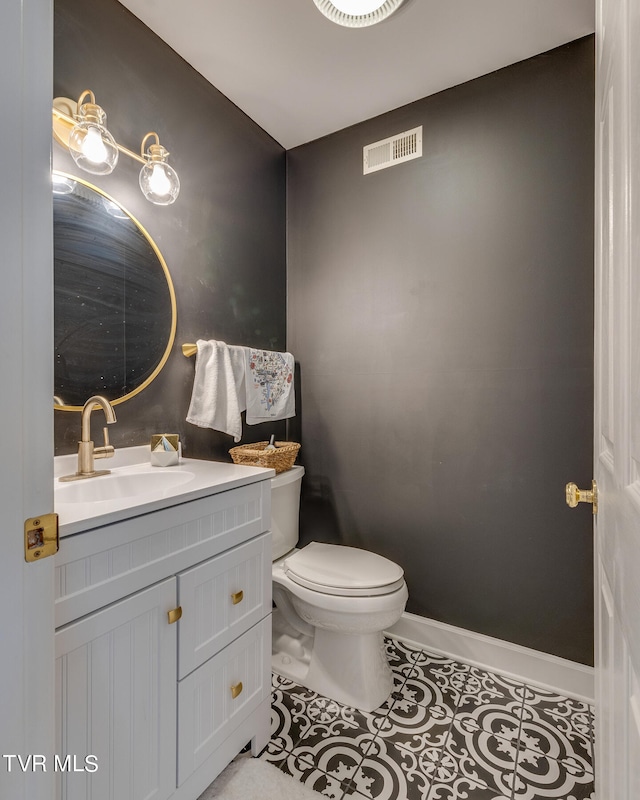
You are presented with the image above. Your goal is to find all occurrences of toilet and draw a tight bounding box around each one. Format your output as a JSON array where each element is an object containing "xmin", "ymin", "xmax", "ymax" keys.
[{"xmin": 270, "ymin": 465, "xmax": 408, "ymax": 712}]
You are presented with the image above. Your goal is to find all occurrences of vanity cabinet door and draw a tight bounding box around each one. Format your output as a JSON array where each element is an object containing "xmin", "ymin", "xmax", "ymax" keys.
[
  {"xmin": 177, "ymin": 532, "xmax": 271, "ymax": 679},
  {"xmin": 177, "ymin": 616, "xmax": 271, "ymax": 785},
  {"xmin": 55, "ymin": 578, "xmax": 177, "ymax": 800}
]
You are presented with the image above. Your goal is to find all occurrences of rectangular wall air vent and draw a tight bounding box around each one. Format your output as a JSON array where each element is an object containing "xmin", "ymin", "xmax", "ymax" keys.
[{"xmin": 363, "ymin": 126, "xmax": 422, "ymax": 175}]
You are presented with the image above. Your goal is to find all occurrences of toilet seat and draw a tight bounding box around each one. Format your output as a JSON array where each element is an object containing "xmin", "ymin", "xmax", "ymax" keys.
[{"xmin": 283, "ymin": 541, "xmax": 405, "ymax": 597}]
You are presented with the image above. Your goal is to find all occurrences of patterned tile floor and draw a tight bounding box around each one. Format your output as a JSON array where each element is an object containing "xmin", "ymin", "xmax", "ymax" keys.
[{"xmin": 260, "ymin": 637, "xmax": 595, "ymax": 800}]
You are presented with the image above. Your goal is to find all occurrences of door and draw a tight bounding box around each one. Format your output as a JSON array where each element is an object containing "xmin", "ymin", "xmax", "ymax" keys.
[
  {"xmin": 55, "ymin": 579, "xmax": 178, "ymax": 800},
  {"xmin": 594, "ymin": 0, "xmax": 640, "ymax": 796},
  {"xmin": 0, "ymin": 1, "xmax": 55, "ymax": 799}
]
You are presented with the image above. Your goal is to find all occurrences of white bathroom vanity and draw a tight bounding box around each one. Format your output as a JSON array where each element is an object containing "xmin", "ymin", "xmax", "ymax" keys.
[{"xmin": 53, "ymin": 446, "xmax": 274, "ymax": 800}]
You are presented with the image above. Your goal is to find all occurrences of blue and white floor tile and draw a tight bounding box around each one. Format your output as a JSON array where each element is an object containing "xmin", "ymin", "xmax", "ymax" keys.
[{"xmin": 260, "ymin": 637, "xmax": 595, "ymax": 800}]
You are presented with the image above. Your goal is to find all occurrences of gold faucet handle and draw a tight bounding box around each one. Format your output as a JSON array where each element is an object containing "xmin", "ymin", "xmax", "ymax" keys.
[
  {"xmin": 94, "ymin": 426, "xmax": 115, "ymax": 460},
  {"xmin": 94, "ymin": 446, "xmax": 115, "ymax": 459}
]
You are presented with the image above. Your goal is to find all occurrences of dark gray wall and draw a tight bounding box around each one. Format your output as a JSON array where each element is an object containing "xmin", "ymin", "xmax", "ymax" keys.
[
  {"xmin": 287, "ymin": 37, "xmax": 595, "ymax": 664},
  {"xmin": 54, "ymin": 6, "xmax": 594, "ymax": 663},
  {"xmin": 54, "ymin": 0, "xmax": 287, "ymax": 458}
]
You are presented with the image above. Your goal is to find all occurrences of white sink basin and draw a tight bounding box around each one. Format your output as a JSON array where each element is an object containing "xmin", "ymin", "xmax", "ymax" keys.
[
  {"xmin": 56, "ymin": 468, "xmax": 195, "ymax": 504},
  {"xmin": 54, "ymin": 446, "xmax": 275, "ymax": 538}
]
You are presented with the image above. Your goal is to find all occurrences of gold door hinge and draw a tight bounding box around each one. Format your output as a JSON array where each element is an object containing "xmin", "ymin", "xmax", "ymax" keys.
[
  {"xmin": 167, "ymin": 606, "xmax": 182, "ymax": 624},
  {"xmin": 565, "ymin": 480, "xmax": 598, "ymax": 514},
  {"xmin": 24, "ymin": 513, "xmax": 59, "ymax": 562}
]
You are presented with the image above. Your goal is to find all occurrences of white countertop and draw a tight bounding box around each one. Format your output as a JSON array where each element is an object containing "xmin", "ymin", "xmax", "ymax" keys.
[{"xmin": 55, "ymin": 445, "xmax": 274, "ymax": 537}]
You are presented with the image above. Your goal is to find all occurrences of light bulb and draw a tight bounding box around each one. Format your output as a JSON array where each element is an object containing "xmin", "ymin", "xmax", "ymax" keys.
[
  {"xmin": 68, "ymin": 95, "xmax": 119, "ymax": 175},
  {"xmin": 148, "ymin": 164, "xmax": 172, "ymax": 197},
  {"xmin": 313, "ymin": 0, "xmax": 404, "ymax": 26},
  {"xmin": 139, "ymin": 160, "xmax": 180, "ymax": 205},
  {"xmin": 52, "ymin": 174, "xmax": 76, "ymax": 195},
  {"xmin": 102, "ymin": 198, "xmax": 129, "ymax": 219},
  {"xmin": 81, "ymin": 126, "xmax": 109, "ymax": 164},
  {"xmin": 139, "ymin": 135, "xmax": 180, "ymax": 205},
  {"xmin": 330, "ymin": 0, "xmax": 386, "ymax": 13}
]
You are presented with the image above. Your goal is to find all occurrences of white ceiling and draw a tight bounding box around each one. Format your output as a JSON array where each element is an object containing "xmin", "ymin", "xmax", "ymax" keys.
[{"xmin": 117, "ymin": 0, "xmax": 595, "ymax": 150}]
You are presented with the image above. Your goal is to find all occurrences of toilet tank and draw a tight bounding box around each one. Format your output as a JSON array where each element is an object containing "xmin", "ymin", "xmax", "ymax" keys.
[{"xmin": 270, "ymin": 465, "xmax": 305, "ymax": 560}]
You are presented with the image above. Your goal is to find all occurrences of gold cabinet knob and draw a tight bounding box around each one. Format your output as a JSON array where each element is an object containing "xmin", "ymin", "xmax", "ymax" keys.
[
  {"xmin": 231, "ymin": 590, "xmax": 244, "ymax": 605},
  {"xmin": 167, "ymin": 606, "xmax": 182, "ymax": 624},
  {"xmin": 565, "ymin": 480, "xmax": 598, "ymax": 514},
  {"xmin": 230, "ymin": 681, "xmax": 243, "ymax": 699}
]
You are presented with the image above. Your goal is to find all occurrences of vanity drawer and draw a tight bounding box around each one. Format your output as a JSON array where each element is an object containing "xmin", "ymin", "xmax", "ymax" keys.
[
  {"xmin": 177, "ymin": 532, "xmax": 272, "ymax": 679},
  {"xmin": 54, "ymin": 481, "xmax": 270, "ymax": 628},
  {"xmin": 177, "ymin": 616, "xmax": 271, "ymax": 786}
]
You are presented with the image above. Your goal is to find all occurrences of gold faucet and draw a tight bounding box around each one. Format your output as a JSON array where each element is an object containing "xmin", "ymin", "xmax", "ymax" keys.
[{"xmin": 59, "ymin": 395, "xmax": 117, "ymax": 482}]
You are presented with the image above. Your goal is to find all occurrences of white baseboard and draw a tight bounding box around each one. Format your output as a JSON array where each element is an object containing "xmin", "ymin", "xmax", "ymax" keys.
[{"xmin": 386, "ymin": 612, "xmax": 594, "ymax": 704}]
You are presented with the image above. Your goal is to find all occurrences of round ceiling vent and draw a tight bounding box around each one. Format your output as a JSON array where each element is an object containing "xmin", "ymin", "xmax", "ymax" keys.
[{"xmin": 313, "ymin": 0, "xmax": 405, "ymax": 28}]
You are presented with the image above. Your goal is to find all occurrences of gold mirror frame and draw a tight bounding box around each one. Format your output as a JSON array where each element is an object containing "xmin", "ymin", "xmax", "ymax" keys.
[{"xmin": 53, "ymin": 172, "xmax": 177, "ymax": 411}]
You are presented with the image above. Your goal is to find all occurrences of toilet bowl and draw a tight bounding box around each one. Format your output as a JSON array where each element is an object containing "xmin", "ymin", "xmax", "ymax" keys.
[{"xmin": 270, "ymin": 466, "xmax": 408, "ymax": 712}]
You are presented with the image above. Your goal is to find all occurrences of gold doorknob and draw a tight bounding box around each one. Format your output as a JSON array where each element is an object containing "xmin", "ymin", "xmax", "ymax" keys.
[{"xmin": 565, "ymin": 480, "xmax": 598, "ymax": 514}]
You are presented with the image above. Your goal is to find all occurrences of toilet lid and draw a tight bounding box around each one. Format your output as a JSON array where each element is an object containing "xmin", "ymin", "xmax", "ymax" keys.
[{"xmin": 283, "ymin": 542, "xmax": 405, "ymax": 597}]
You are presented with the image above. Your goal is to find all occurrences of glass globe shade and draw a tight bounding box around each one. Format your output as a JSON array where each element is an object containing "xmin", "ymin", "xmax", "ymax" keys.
[
  {"xmin": 68, "ymin": 121, "xmax": 119, "ymax": 175},
  {"xmin": 139, "ymin": 161, "xmax": 180, "ymax": 205}
]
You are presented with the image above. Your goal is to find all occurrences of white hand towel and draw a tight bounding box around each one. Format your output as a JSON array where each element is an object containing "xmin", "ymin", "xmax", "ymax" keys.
[
  {"xmin": 245, "ymin": 348, "xmax": 295, "ymax": 425},
  {"xmin": 186, "ymin": 340, "xmax": 247, "ymax": 442}
]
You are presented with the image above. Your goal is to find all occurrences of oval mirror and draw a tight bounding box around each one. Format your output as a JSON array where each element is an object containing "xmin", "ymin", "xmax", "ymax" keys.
[{"xmin": 53, "ymin": 172, "xmax": 176, "ymax": 410}]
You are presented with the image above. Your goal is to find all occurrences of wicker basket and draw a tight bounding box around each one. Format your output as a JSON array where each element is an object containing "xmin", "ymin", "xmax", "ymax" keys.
[{"xmin": 229, "ymin": 441, "xmax": 301, "ymax": 473}]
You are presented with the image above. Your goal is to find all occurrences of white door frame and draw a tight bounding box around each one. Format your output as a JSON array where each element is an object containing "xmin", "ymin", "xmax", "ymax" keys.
[
  {"xmin": 594, "ymin": 0, "xmax": 640, "ymax": 796},
  {"xmin": 5, "ymin": 2, "xmax": 640, "ymax": 799},
  {"xmin": 0, "ymin": 1, "xmax": 55, "ymax": 798}
]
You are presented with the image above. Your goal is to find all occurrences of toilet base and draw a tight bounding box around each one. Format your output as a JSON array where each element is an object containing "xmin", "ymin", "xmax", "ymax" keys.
[
  {"xmin": 272, "ymin": 608, "xmax": 313, "ymax": 685},
  {"xmin": 271, "ymin": 608, "xmax": 393, "ymax": 712}
]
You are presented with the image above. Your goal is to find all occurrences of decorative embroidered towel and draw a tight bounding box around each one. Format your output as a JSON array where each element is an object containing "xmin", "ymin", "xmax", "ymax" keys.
[
  {"xmin": 186, "ymin": 340, "xmax": 246, "ymax": 442},
  {"xmin": 245, "ymin": 348, "xmax": 295, "ymax": 425}
]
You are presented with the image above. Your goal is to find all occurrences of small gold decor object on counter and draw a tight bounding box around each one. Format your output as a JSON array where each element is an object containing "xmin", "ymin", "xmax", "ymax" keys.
[
  {"xmin": 150, "ymin": 434, "xmax": 180, "ymax": 467},
  {"xmin": 229, "ymin": 441, "xmax": 301, "ymax": 474}
]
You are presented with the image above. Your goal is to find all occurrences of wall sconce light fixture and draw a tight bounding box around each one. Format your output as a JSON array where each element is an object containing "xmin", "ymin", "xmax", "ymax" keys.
[
  {"xmin": 67, "ymin": 90, "xmax": 119, "ymax": 175},
  {"xmin": 139, "ymin": 132, "xmax": 180, "ymax": 206},
  {"xmin": 53, "ymin": 90, "xmax": 181, "ymax": 205},
  {"xmin": 312, "ymin": 0, "xmax": 405, "ymax": 27}
]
